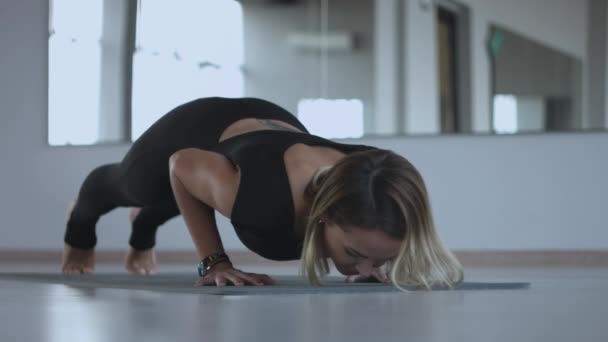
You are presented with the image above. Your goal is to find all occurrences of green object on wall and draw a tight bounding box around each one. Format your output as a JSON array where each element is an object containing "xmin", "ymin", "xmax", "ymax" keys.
[{"xmin": 490, "ymin": 29, "xmax": 505, "ymax": 56}]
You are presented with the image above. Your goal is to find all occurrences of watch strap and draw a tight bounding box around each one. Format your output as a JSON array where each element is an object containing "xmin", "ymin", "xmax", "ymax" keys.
[{"xmin": 197, "ymin": 252, "xmax": 231, "ymax": 277}]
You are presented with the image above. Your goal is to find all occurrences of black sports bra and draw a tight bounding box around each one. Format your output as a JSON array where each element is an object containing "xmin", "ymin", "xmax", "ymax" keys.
[{"xmin": 210, "ymin": 130, "xmax": 377, "ymax": 260}]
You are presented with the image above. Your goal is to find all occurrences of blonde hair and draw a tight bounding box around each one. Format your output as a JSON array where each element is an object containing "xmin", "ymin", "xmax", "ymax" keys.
[{"xmin": 300, "ymin": 149, "xmax": 464, "ymax": 291}]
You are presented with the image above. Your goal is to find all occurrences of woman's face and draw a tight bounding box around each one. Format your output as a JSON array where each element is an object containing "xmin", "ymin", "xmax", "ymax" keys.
[{"xmin": 322, "ymin": 219, "xmax": 403, "ymax": 276}]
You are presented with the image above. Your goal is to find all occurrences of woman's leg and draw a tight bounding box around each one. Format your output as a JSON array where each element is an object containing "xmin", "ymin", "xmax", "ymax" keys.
[
  {"xmin": 62, "ymin": 99, "xmax": 221, "ymax": 249},
  {"xmin": 63, "ymin": 160, "xmax": 178, "ymax": 274},
  {"xmin": 129, "ymin": 200, "xmax": 180, "ymax": 250},
  {"xmin": 62, "ymin": 98, "xmax": 240, "ymax": 275},
  {"xmin": 64, "ymin": 163, "xmax": 135, "ymax": 249},
  {"xmin": 124, "ymin": 201, "xmax": 181, "ymax": 274},
  {"xmin": 62, "ymin": 162, "xmax": 140, "ymax": 274}
]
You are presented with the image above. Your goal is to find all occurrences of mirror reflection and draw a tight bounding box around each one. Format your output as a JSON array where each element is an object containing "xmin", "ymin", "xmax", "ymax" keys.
[
  {"xmin": 48, "ymin": 0, "xmax": 608, "ymax": 146},
  {"xmin": 489, "ymin": 26, "xmax": 583, "ymax": 134}
]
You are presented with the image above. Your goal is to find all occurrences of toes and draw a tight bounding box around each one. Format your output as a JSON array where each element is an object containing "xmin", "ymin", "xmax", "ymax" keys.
[
  {"xmin": 64, "ymin": 267, "xmax": 80, "ymax": 275},
  {"xmin": 142, "ymin": 265, "xmax": 157, "ymax": 275},
  {"xmin": 63, "ymin": 266, "xmax": 93, "ymax": 275},
  {"xmin": 127, "ymin": 264, "xmax": 147, "ymax": 275},
  {"xmin": 345, "ymin": 275, "xmax": 360, "ymax": 283},
  {"xmin": 62, "ymin": 265, "xmax": 74, "ymax": 274},
  {"xmin": 126, "ymin": 261, "xmax": 157, "ymax": 275},
  {"xmin": 127, "ymin": 266, "xmax": 144, "ymax": 275}
]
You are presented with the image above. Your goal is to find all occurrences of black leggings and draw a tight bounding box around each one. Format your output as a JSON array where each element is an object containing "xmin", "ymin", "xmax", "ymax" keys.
[{"xmin": 64, "ymin": 97, "xmax": 307, "ymax": 250}]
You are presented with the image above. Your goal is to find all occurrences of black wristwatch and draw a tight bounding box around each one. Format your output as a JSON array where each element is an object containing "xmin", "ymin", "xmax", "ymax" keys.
[{"xmin": 197, "ymin": 252, "xmax": 231, "ymax": 277}]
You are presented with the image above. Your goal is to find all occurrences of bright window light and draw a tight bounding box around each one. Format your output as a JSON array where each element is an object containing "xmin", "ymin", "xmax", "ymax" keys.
[
  {"xmin": 48, "ymin": 0, "xmax": 103, "ymax": 145},
  {"xmin": 297, "ymin": 99, "xmax": 364, "ymax": 139},
  {"xmin": 131, "ymin": 0, "xmax": 244, "ymax": 140},
  {"xmin": 493, "ymin": 95, "xmax": 518, "ymax": 134}
]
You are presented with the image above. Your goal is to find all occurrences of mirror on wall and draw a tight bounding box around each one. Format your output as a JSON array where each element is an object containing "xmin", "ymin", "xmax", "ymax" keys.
[
  {"xmin": 48, "ymin": 0, "xmax": 608, "ymax": 146},
  {"xmin": 489, "ymin": 25, "xmax": 583, "ymax": 134}
]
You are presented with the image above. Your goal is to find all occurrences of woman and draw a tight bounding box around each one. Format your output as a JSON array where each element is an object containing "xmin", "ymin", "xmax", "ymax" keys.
[{"xmin": 63, "ymin": 97, "xmax": 463, "ymax": 290}]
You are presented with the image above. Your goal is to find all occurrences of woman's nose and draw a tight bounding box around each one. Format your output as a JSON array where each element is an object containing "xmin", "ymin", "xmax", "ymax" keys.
[{"xmin": 355, "ymin": 260, "xmax": 373, "ymax": 277}]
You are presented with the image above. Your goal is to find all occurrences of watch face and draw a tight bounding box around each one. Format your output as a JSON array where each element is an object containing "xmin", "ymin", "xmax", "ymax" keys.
[{"xmin": 197, "ymin": 261, "xmax": 205, "ymax": 277}]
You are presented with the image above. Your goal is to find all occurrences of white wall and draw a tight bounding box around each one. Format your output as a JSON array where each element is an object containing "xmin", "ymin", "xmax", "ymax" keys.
[
  {"xmin": 403, "ymin": 0, "xmax": 440, "ymax": 134},
  {"xmin": 97, "ymin": 0, "xmax": 132, "ymax": 143},
  {"xmin": 373, "ymin": 0, "xmax": 401, "ymax": 136},
  {"xmin": 587, "ymin": 0, "xmax": 608, "ymax": 129},
  {"xmin": 602, "ymin": 0, "xmax": 608, "ymax": 127},
  {"xmin": 0, "ymin": 0, "xmax": 607, "ymax": 252},
  {"xmin": 598, "ymin": 0, "xmax": 608, "ymax": 127}
]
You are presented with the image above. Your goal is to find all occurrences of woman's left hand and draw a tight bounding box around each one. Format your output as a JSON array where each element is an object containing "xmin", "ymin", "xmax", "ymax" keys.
[{"xmin": 344, "ymin": 268, "xmax": 390, "ymax": 284}]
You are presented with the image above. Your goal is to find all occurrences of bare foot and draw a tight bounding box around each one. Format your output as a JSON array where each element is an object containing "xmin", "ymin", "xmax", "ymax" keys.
[
  {"xmin": 62, "ymin": 244, "xmax": 95, "ymax": 274},
  {"xmin": 125, "ymin": 207, "xmax": 157, "ymax": 275},
  {"xmin": 125, "ymin": 247, "xmax": 157, "ymax": 275},
  {"xmin": 62, "ymin": 201, "xmax": 95, "ymax": 274}
]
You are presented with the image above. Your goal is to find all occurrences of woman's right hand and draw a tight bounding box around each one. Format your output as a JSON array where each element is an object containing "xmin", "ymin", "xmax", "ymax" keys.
[{"xmin": 194, "ymin": 262, "xmax": 277, "ymax": 287}]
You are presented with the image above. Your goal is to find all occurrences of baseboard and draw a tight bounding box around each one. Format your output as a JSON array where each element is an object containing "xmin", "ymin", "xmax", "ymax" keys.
[
  {"xmin": 453, "ymin": 250, "xmax": 608, "ymax": 267},
  {"xmin": 1, "ymin": 249, "xmax": 608, "ymax": 267}
]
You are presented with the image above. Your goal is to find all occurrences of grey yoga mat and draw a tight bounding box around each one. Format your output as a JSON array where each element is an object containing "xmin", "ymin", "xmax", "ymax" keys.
[{"xmin": 0, "ymin": 273, "xmax": 530, "ymax": 295}]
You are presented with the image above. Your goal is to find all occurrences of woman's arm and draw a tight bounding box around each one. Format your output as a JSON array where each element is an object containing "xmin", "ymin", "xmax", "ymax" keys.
[
  {"xmin": 169, "ymin": 148, "xmax": 237, "ymax": 260},
  {"xmin": 168, "ymin": 148, "xmax": 275, "ymax": 286}
]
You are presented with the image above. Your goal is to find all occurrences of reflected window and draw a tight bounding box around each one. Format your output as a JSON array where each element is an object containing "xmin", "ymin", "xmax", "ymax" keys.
[
  {"xmin": 48, "ymin": 0, "xmax": 103, "ymax": 145},
  {"xmin": 297, "ymin": 99, "xmax": 364, "ymax": 139},
  {"xmin": 47, "ymin": 286, "xmax": 105, "ymax": 342},
  {"xmin": 131, "ymin": 0, "xmax": 244, "ymax": 140},
  {"xmin": 489, "ymin": 25, "xmax": 583, "ymax": 133},
  {"xmin": 493, "ymin": 95, "xmax": 517, "ymax": 134}
]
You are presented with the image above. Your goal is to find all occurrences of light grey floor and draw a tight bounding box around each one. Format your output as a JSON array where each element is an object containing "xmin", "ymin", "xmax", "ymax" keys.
[{"xmin": 0, "ymin": 263, "xmax": 607, "ymax": 342}]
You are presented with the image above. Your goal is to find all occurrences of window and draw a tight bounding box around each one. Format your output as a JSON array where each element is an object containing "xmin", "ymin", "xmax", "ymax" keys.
[
  {"xmin": 48, "ymin": 0, "xmax": 103, "ymax": 145},
  {"xmin": 297, "ymin": 99, "xmax": 364, "ymax": 139},
  {"xmin": 131, "ymin": 0, "xmax": 244, "ymax": 140},
  {"xmin": 48, "ymin": 0, "xmax": 244, "ymax": 145},
  {"xmin": 493, "ymin": 95, "xmax": 518, "ymax": 134}
]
